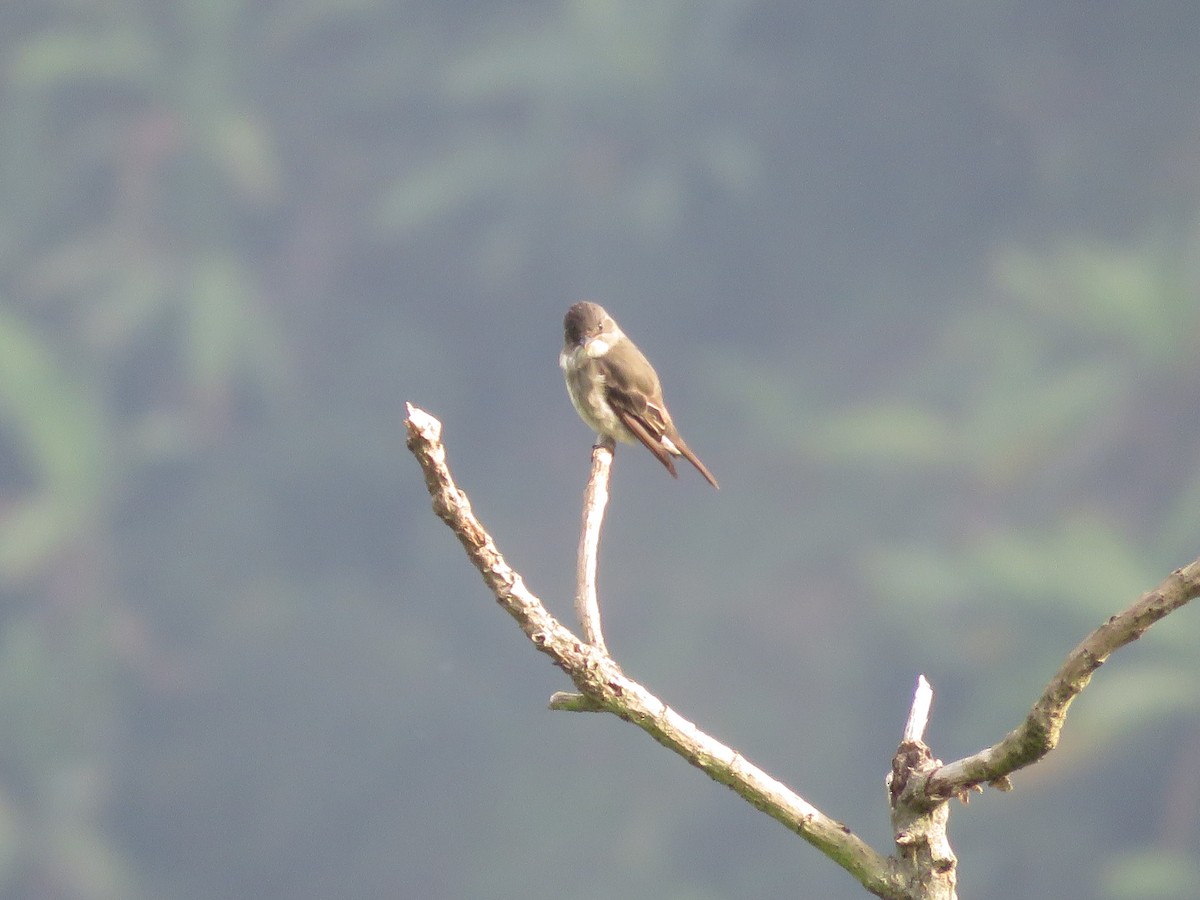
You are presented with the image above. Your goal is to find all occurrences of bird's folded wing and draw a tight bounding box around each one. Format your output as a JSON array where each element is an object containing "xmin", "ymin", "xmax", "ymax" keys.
[{"xmin": 613, "ymin": 405, "xmax": 679, "ymax": 477}]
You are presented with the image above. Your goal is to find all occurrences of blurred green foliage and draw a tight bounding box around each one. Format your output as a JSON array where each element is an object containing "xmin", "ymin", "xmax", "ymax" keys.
[
  {"xmin": 0, "ymin": 1, "xmax": 1197, "ymax": 898},
  {"xmin": 1104, "ymin": 849, "xmax": 1200, "ymax": 900}
]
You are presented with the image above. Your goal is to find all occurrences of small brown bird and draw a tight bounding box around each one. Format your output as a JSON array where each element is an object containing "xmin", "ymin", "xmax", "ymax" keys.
[{"xmin": 559, "ymin": 301, "xmax": 718, "ymax": 488}]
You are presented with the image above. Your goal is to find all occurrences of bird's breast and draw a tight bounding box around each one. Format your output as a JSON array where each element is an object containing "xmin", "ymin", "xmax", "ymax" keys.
[{"xmin": 561, "ymin": 346, "xmax": 633, "ymax": 442}]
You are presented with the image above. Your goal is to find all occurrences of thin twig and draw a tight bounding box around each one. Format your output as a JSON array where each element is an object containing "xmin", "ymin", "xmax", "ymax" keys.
[
  {"xmin": 903, "ymin": 675, "xmax": 934, "ymax": 744},
  {"xmin": 575, "ymin": 437, "xmax": 614, "ymax": 653}
]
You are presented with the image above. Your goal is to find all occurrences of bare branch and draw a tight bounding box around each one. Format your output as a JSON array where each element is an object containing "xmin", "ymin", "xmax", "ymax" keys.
[
  {"xmin": 404, "ymin": 404, "xmax": 906, "ymax": 900},
  {"xmin": 925, "ymin": 559, "xmax": 1200, "ymax": 799},
  {"xmin": 574, "ymin": 438, "xmax": 614, "ymax": 653}
]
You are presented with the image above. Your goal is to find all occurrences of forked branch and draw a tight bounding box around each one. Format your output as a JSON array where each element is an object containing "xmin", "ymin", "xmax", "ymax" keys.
[
  {"xmin": 405, "ymin": 404, "xmax": 904, "ymax": 898},
  {"xmin": 405, "ymin": 402, "xmax": 1200, "ymax": 900}
]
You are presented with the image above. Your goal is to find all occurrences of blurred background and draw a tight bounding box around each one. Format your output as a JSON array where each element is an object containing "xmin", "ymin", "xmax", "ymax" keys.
[{"xmin": 1, "ymin": 1, "xmax": 1199, "ymax": 898}]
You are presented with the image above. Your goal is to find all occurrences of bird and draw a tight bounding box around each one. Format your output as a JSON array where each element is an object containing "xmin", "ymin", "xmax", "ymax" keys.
[{"xmin": 559, "ymin": 301, "xmax": 718, "ymax": 489}]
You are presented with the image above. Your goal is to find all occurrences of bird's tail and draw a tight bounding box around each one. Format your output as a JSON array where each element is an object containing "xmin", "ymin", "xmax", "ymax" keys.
[{"xmin": 674, "ymin": 438, "xmax": 719, "ymax": 489}]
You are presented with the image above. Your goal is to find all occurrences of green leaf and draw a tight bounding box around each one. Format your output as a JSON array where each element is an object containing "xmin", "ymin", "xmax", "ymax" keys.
[
  {"xmin": 10, "ymin": 28, "xmax": 160, "ymax": 90},
  {"xmin": 0, "ymin": 308, "xmax": 109, "ymax": 580},
  {"xmin": 184, "ymin": 256, "xmax": 289, "ymax": 396}
]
